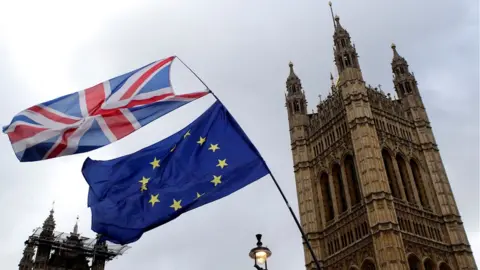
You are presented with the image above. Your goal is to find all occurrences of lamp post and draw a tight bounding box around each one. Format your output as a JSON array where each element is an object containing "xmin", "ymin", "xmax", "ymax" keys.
[{"xmin": 249, "ymin": 234, "xmax": 272, "ymax": 270}]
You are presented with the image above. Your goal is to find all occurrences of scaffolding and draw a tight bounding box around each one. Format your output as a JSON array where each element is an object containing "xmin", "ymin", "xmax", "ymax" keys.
[{"xmin": 28, "ymin": 227, "xmax": 129, "ymax": 261}]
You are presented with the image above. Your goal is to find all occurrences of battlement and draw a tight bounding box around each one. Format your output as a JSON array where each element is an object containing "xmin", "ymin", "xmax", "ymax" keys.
[{"xmin": 366, "ymin": 85, "xmax": 406, "ymax": 120}]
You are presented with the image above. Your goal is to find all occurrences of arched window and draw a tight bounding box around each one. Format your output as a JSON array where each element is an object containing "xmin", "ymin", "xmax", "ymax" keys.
[
  {"xmin": 344, "ymin": 155, "xmax": 361, "ymax": 205},
  {"xmin": 294, "ymin": 101, "xmax": 300, "ymax": 113},
  {"xmin": 439, "ymin": 262, "xmax": 452, "ymax": 270},
  {"xmin": 398, "ymin": 84, "xmax": 405, "ymax": 96},
  {"xmin": 381, "ymin": 150, "xmax": 401, "ymax": 199},
  {"xmin": 407, "ymin": 254, "xmax": 421, "ymax": 270},
  {"xmin": 320, "ymin": 173, "xmax": 334, "ymax": 221},
  {"xmin": 410, "ymin": 159, "xmax": 430, "ymax": 209},
  {"xmin": 423, "ymin": 258, "xmax": 435, "ymax": 270},
  {"xmin": 344, "ymin": 54, "xmax": 352, "ymax": 67},
  {"xmin": 360, "ymin": 259, "xmax": 376, "ymax": 270},
  {"xmin": 332, "ymin": 164, "xmax": 348, "ymax": 213},
  {"xmin": 337, "ymin": 56, "xmax": 345, "ymax": 71},
  {"xmin": 405, "ymin": 82, "xmax": 412, "ymax": 93},
  {"xmin": 396, "ymin": 154, "xmax": 415, "ymax": 204}
]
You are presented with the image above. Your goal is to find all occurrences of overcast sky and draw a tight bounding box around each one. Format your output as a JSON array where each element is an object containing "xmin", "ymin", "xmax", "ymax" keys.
[{"xmin": 0, "ymin": 0, "xmax": 478, "ymax": 269}]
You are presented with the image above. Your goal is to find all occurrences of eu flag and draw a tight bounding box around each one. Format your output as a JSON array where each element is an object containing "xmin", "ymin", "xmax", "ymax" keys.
[{"xmin": 82, "ymin": 100, "xmax": 270, "ymax": 244}]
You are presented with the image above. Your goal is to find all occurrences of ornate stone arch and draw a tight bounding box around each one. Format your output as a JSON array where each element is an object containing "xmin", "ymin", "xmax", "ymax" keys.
[
  {"xmin": 381, "ymin": 145, "xmax": 396, "ymax": 158},
  {"xmin": 407, "ymin": 253, "xmax": 422, "ymax": 270},
  {"xmin": 422, "ymin": 257, "xmax": 435, "ymax": 270},
  {"xmin": 438, "ymin": 261, "xmax": 453, "ymax": 270},
  {"xmin": 360, "ymin": 258, "xmax": 376, "ymax": 270},
  {"xmin": 340, "ymin": 149, "xmax": 355, "ymax": 163}
]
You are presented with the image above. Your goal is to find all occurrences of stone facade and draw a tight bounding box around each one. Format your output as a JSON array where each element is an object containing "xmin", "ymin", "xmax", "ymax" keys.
[{"xmin": 284, "ymin": 10, "xmax": 477, "ymax": 270}]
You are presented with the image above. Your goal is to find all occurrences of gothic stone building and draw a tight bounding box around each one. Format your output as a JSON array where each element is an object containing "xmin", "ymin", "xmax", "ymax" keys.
[
  {"xmin": 285, "ymin": 10, "xmax": 478, "ymax": 270},
  {"xmin": 18, "ymin": 208, "xmax": 126, "ymax": 270}
]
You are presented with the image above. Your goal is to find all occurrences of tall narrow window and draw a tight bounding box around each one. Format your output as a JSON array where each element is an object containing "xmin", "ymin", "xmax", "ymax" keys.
[
  {"xmin": 332, "ymin": 164, "xmax": 348, "ymax": 213},
  {"xmin": 398, "ymin": 84, "xmax": 405, "ymax": 96},
  {"xmin": 320, "ymin": 173, "xmax": 334, "ymax": 221},
  {"xmin": 344, "ymin": 54, "xmax": 352, "ymax": 67},
  {"xmin": 396, "ymin": 154, "xmax": 415, "ymax": 204},
  {"xmin": 405, "ymin": 82, "xmax": 412, "ymax": 93},
  {"xmin": 382, "ymin": 150, "xmax": 401, "ymax": 199},
  {"xmin": 294, "ymin": 101, "xmax": 300, "ymax": 113},
  {"xmin": 344, "ymin": 155, "xmax": 361, "ymax": 205},
  {"xmin": 410, "ymin": 160, "xmax": 429, "ymax": 208},
  {"xmin": 337, "ymin": 56, "xmax": 344, "ymax": 71}
]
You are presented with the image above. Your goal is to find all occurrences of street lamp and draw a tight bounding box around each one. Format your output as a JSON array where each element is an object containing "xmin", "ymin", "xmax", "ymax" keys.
[{"xmin": 249, "ymin": 234, "xmax": 272, "ymax": 270}]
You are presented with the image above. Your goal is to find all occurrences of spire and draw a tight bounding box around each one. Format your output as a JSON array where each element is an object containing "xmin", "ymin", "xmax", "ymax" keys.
[
  {"xmin": 73, "ymin": 215, "xmax": 79, "ymax": 235},
  {"xmin": 334, "ymin": 15, "xmax": 346, "ymax": 32},
  {"xmin": 286, "ymin": 61, "xmax": 303, "ymax": 96},
  {"xmin": 391, "ymin": 43, "xmax": 407, "ymax": 65},
  {"xmin": 390, "ymin": 43, "xmax": 418, "ymax": 99},
  {"xmin": 391, "ymin": 43, "xmax": 401, "ymax": 60},
  {"xmin": 42, "ymin": 203, "xmax": 56, "ymax": 232},
  {"xmin": 330, "ymin": 72, "xmax": 337, "ymax": 93},
  {"xmin": 330, "ymin": 3, "xmax": 361, "ymax": 77},
  {"xmin": 328, "ymin": 1, "xmax": 336, "ymax": 29},
  {"xmin": 288, "ymin": 61, "xmax": 299, "ymax": 81}
]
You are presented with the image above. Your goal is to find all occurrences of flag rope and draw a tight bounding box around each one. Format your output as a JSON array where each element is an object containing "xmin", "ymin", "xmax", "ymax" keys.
[{"xmin": 175, "ymin": 56, "xmax": 323, "ymax": 270}]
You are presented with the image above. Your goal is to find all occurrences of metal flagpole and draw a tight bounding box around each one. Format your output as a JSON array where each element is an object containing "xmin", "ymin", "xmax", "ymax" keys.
[{"xmin": 175, "ymin": 56, "xmax": 323, "ymax": 270}]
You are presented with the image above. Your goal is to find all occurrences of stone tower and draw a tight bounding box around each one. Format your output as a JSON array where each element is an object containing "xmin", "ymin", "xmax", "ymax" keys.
[{"xmin": 285, "ymin": 5, "xmax": 477, "ymax": 270}]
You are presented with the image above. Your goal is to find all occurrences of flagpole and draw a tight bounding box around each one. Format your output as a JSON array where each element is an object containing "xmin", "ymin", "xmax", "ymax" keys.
[{"xmin": 175, "ymin": 56, "xmax": 323, "ymax": 270}]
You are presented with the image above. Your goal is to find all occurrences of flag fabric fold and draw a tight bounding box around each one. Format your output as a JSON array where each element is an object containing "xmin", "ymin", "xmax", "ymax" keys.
[
  {"xmin": 82, "ymin": 100, "xmax": 269, "ymax": 244},
  {"xmin": 3, "ymin": 56, "xmax": 208, "ymax": 162}
]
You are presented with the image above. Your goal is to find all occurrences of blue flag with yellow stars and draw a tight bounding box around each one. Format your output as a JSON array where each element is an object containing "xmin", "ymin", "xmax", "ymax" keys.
[{"xmin": 82, "ymin": 100, "xmax": 270, "ymax": 244}]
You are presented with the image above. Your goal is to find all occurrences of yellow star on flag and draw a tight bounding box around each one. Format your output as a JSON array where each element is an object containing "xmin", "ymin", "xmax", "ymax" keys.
[
  {"xmin": 150, "ymin": 157, "xmax": 160, "ymax": 169},
  {"xmin": 140, "ymin": 185, "xmax": 148, "ymax": 192},
  {"xmin": 170, "ymin": 144, "xmax": 176, "ymax": 152},
  {"xmin": 211, "ymin": 175, "xmax": 222, "ymax": 186},
  {"xmin": 184, "ymin": 130, "xmax": 191, "ymax": 139},
  {"xmin": 149, "ymin": 194, "xmax": 160, "ymax": 207},
  {"xmin": 195, "ymin": 192, "xmax": 205, "ymax": 199},
  {"xmin": 208, "ymin": 144, "xmax": 220, "ymax": 152},
  {"xmin": 139, "ymin": 176, "xmax": 150, "ymax": 186},
  {"xmin": 216, "ymin": 159, "xmax": 228, "ymax": 169},
  {"xmin": 170, "ymin": 199, "xmax": 182, "ymax": 211},
  {"xmin": 197, "ymin": 136, "xmax": 206, "ymax": 146}
]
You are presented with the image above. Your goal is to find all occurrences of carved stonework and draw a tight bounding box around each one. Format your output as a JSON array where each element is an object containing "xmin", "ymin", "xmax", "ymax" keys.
[{"xmin": 284, "ymin": 7, "xmax": 477, "ymax": 270}]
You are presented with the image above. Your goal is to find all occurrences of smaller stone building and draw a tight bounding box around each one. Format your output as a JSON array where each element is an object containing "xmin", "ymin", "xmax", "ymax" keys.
[{"xmin": 18, "ymin": 207, "xmax": 128, "ymax": 270}]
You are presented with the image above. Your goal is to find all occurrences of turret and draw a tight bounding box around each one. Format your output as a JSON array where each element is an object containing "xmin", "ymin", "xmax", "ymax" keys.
[
  {"xmin": 285, "ymin": 61, "xmax": 307, "ymax": 117},
  {"xmin": 329, "ymin": 2, "xmax": 363, "ymax": 84},
  {"xmin": 35, "ymin": 206, "xmax": 56, "ymax": 267},
  {"xmin": 285, "ymin": 62, "xmax": 309, "ymax": 142},
  {"xmin": 391, "ymin": 43, "xmax": 420, "ymax": 99}
]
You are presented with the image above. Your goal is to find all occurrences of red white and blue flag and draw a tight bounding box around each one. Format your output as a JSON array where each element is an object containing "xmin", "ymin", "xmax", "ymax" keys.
[{"xmin": 3, "ymin": 56, "xmax": 209, "ymax": 162}]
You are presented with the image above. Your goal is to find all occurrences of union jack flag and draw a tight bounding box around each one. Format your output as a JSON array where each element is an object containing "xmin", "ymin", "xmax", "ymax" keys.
[{"xmin": 3, "ymin": 56, "xmax": 209, "ymax": 162}]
